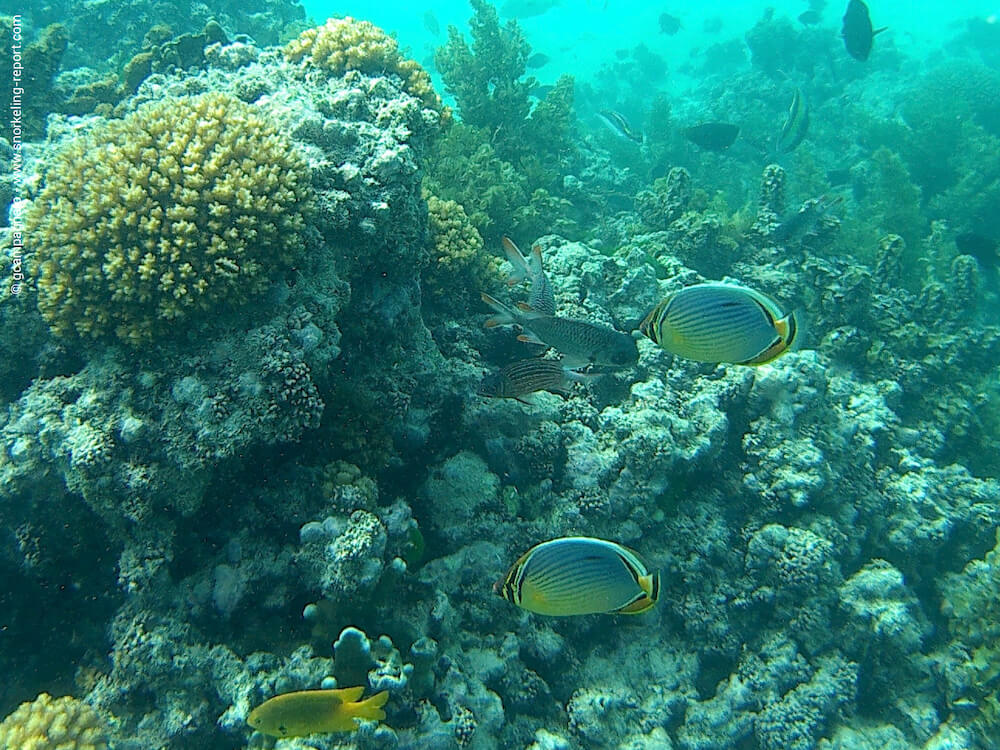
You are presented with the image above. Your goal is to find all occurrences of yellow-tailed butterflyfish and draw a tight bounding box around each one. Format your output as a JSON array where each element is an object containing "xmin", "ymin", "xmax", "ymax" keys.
[
  {"xmin": 494, "ymin": 536, "xmax": 660, "ymax": 616},
  {"xmin": 247, "ymin": 687, "xmax": 388, "ymax": 737},
  {"xmin": 639, "ymin": 283, "xmax": 797, "ymax": 366}
]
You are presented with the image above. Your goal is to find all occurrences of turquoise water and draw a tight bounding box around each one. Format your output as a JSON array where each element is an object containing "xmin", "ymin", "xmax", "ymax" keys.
[
  {"xmin": 302, "ymin": 1, "xmax": 999, "ymax": 92},
  {"xmin": 2, "ymin": 0, "xmax": 1000, "ymax": 748}
]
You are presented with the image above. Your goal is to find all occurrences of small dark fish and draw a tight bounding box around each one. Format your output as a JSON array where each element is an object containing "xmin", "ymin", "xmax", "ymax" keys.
[
  {"xmin": 798, "ymin": 10, "xmax": 822, "ymax": 25},
  {"xmin": 526, "ymin": 52, "xmax": 551, "ymax": 69},
  {"xmin": 703, "ymin": 16, "xmax": 723, "ymax": 33},
  {"xmin": 423, "ymin": 10, "xmax": 440, "ymax": 36},
  {"xmin": 529, "ymin": 83, "xmax": 555, "ymax": 99},
  {"xmin": 841, "ymin": 0, "xmax": 887, "ymax": 61},
  {"xmin": 776, "ymin": 88, "xmax": 809, "ymax": 153},
  {"xmin": 683, "ymin": 122, "xmax": 740, "ymax": 151},
  {"xmin": 826, "ymin": 167, "xmax": 852, "ymax": 186},
  {"xmin": 649, "ymin": 161, "xmax": 671, "ymax": 181},
  {"xmin": 772, "ymin": 195, "xmax": 843, "ymax": 244},
  {"xmin": 658, "ymin": 12, "xmax": 682, "ymax": 35},
  {"xmin": 598, "ymin": 109, "xmax": 644, "ymax": 143},
  {"xmin": 477, "ymin": 359, "xmax": 589, "ymax": 403},
  {"xmin": 955, "ymin": 232, "xmax": 998, "ymax": 267}
]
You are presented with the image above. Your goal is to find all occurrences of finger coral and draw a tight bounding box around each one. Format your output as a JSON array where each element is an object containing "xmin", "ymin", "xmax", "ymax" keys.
[
  {"xmin": 284, "ymin": 17, "xmax": 442, "ymax": 113},
  {"xmin": 423, "ymin": 192, "xmax": 500, "ymax": 311},
  {"xmin": 27, "ymin": 92, "xmax": 311, "ymax": 346},
  {"xmin": 0, "ymin": 692, "xmax": 109, "ymax": 750}
]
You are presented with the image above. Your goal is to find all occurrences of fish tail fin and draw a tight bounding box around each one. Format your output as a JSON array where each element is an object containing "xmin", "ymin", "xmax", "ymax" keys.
[
  {"xmin": 502, "ymin": 236, "xmax": 530, "ymax": 286},
  {"xmin": 481, "ymin": 292, "xmax": 518, "ymax": 328},
  {"xmin": 782, "ymin": 309, "xmax": 807, "ymax": 352},
  {"xmin": 563, "ymin": 367, "xmax": 603, "ymax": 384},
  {"xmin": 616, "ymin": 571, "xmax": 661, "ymax": 614},
  {"xmin": 350, "ymin": 690, "xmax": 389, "ymax": 722}
]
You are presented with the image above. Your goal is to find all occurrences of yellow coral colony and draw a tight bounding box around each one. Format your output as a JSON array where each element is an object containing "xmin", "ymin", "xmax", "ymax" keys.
[
  {"xmin": 0, "ymin": 692, "xmax": 110, "ymax": 750},
  {"xmin": 27, "ymin": 92, "xmax": 311, "ymax": 346},
  {"xmin": 424, "ymin": 193, "xmax": 500, "ymax": 300},
  {"xmin": 284, "ymin": 17, "xmax": 442, "ymax": 113}
]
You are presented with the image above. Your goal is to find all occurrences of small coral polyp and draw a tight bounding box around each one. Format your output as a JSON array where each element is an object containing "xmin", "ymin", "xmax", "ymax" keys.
[
  {"xmin": 28, "ymin": 92, "xmax": 311, "ymax": 346},
  {"xmin": 284, "ymin": 17, "xmax": 441, "ymax": 112}
]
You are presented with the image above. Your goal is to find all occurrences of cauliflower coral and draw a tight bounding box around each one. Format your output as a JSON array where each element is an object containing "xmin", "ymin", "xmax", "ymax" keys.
[
  {"xmin": 0, "ymin": 692, "xmax": 109, "ymax": 750},
  {"xmin": 284, "ymin": 17, "xmax": 442, "ymax": 112},
  {"xmin": 27, "ymin": 92, "xmax": 311, "ymax": 346}
]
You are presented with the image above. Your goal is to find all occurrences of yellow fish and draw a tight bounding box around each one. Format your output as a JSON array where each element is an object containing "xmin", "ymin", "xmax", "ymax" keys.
[
  {"xmin": 640, "ymin": 283, "xmax": 797, "ymax": 365},
  {"xmin": 495, "ymin": 536, "xmax": 659, "ymax": 616},
  {"xmin": 247, "ymin": 687, "xmax": 388, "ymax": 737}
]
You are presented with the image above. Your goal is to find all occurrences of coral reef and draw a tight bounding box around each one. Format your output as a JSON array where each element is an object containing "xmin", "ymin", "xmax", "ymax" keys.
[
  {"xmin": 423, "ymin": 192, "xmax": 501, "ymax": 314},
  {"xmin": 3, "ymin": 9, "xmax": 1000, "ymax": 750},
  {"xmin": 0, "ymin": 693, "xmax": 109, "ymax": 750},
  {"xmin": 430, "ymin": 1, "xmax": 577, "ymax": 243},
  {"xmin": 284, "ymin": 16, "xmax": 441, "ymax": 113},
  {"xmin": 0, "ymin": 19, "xmax": 67, "ymax": 140},
  {"xmin": 27, "ymin": 91, "xmax": 311, "ymax": 345},
  {"xmin": 434, "ymin": 0, "xmax": 533, "ymax": 153}
]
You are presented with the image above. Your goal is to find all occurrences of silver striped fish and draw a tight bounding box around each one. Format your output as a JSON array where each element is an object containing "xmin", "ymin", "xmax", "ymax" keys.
[
  {"xmin": 481, "ymin": 293, "xmax": 638, "ymax": 369},
  {"xmin": 494, "ymin": 537, "xmax": 660, "ymax": 616},
  {"xmin": 640, "ymin": 283, "xmax": 797, "ymax": 365}
]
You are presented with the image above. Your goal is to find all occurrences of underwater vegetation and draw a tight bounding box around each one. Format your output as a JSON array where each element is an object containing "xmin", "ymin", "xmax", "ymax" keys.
[
  {"xmin": 1, "ymin": 0, "xmax": 999, "ymax": 749},
  {"xmin": 427, "ymin": 0, "xmax": 578, "ymax": 244}
]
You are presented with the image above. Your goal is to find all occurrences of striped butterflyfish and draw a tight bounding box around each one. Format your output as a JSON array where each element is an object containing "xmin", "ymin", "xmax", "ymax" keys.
[
  {"xmin": 639, "ymin": 283, "xmax": 797, "ymax": 366},
  {"xmin": 494, "ymin": 537, "xmax": 660, "ymax": 616}
]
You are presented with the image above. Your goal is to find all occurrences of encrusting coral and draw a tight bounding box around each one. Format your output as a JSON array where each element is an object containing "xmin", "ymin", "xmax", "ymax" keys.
[
  {"xmin": 27, "ymin": 91, "xmax": 311, "ymax": 346},
  {"xmin": 284, "ymin": 16, "xmax": 442, "ymax": 113},
  {"xmin": 0, "ymin": 692, "xmax": 109, "ymax": 750}
]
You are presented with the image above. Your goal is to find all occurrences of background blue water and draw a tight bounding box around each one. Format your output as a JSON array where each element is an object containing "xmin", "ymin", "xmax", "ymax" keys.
[{"xmin": 301, "ymin": 0, "xmax": 1000, "ymax": 96}]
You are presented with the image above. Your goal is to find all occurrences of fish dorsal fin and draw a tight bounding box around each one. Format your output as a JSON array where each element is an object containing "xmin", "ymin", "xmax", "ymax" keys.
[
  {"xmin": 502, "ymin": 236, "xmax": 529, "ymax": 285},
  {"xmin": 333, "ymin": 686, "xmax": 365, "ymax": 703},
  {"xmin": 529, "ymin": 244, "xmax": 545, "ymax": 275}
]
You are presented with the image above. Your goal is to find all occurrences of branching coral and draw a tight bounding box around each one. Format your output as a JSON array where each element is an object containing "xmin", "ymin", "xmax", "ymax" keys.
[
  {"xmin": 27, "ymin": 92, "xmax": 311, "ymax": 345},
  {"xmin": 0, "ymin": 693, "xmax": 109, "ymax": 750},
  {"xmin": 285, "ymin": 16, "xmax": 442, "ymax": 113}
]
